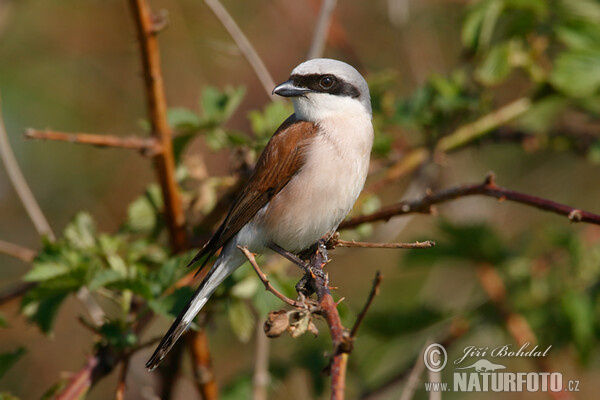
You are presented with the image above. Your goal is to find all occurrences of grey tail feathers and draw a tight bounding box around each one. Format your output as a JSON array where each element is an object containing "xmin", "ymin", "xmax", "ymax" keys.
[{"xmin": 145, "ymin": 266, "xmax": 218, "ymax": 371}]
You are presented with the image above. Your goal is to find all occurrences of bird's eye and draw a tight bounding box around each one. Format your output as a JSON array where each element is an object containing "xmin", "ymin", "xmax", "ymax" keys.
[{"xmin": 319, "ymin": 76, "xmax": 335, "ymax": 89}]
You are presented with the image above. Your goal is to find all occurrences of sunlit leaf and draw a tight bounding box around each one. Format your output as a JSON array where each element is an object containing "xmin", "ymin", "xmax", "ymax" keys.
[{"xmin": 23, "ymin": 262, "xmax": 69, "ymax": 282}]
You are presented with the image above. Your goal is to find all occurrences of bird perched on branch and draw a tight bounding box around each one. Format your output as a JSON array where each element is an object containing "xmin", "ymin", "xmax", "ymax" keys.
[{"xmin": 147, "ymin": 58, "xmax": 373, "ymax": 370}]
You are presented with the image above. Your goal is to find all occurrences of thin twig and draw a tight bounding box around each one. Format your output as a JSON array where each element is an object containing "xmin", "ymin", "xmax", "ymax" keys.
[
  {"xmin": 239, "ymin": 246, "xmax": 304, "ymax": 308},
  {"xmin": 350, "ymin": 271, "xmax": 382, "ymax": 338},
  {"xmin": 370, "ymin": 97, "xmax": 532, "ymax": 192},
  {"xmin": 342, "ymin": 172, "xmax": 600, "ymax": 230},
  {"xmin": 204, "ymin": 0, "xmax": 278, "ymax": 100},
  {"xmin": 253, "ymin": 320, "xmax": 270, "ymax": 400},
  {"xmin": 0, "ymin": 239, "xmax": 36, "ymax": 262},
  {"xmin": 307, "ymin": 0, "xmax": 337, "ymax": 59},
  {"xmin": 333, "ymin": 239, "xmax": 435, "ymax": 250},
  {"xmin": 25, "ymin": 129, "xmax": 160, "ymax": 156},
  {"xmin": 188, "ymin": 329, "xmax": 219, "ymax": 400},
  {"xmin": 128, "ymin": 0, "xmax": 187, "ymax": 252},
  {"xmin": 0, "ymin": 282, "xmax": 36, "ymax": 305},
  {"xmin": 0, "ymin": 97, "xmax": 55, "ymax": 240}
]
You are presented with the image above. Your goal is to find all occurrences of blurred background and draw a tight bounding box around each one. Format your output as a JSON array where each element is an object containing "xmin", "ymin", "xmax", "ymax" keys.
[{"xmin": 1, "ymin": 0, "xmax": 600, "ymax": 399}]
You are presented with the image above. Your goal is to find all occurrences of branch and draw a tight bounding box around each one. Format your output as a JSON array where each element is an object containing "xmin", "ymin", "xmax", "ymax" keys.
[
  {"xmin": 307, "ymin": 0, "xmax": 337, "ymax": 59},
  {"xmin": 204, "ymin": 0, "xmax": 278, "ymax": 100},
  {"xmin": 342, "ymin": 172, "xmax": 600, "ymax": 230},
  {"xmin": 239, "ymin": 246, "xmax": 304, "ymax": 308},
  {"xmin": 0, "ymin": 239, "xmax": 36, "ymax": 262},
  {"xmin": 128, "ymin": 0, "xmax": 187, "ymax": 252},
  {"xmin": 308, "ymin": 244, "xmax": 349, "ymax": 400},
  {"xmin": 188, "ymin": 329, "xmax": 219, "ymax": 400},
  {"xmin": 331, "ymin": 239, "xmax": 435, "ymax": 250},
  {"xmin": 24, "ymin": 129, "xmax": 160, "ymax": 155},
  {"xmin": 115, "ymin": 357, "xmax": 129, "ymax": 400},
  {"xmin": 0, "ymin": 97, "xmax": 55, "ymax": 240},
  {"xmin": 350, "ymin": 271, "xmax": 382, "ymax": 338},
  {"xmin": 0, "ymin": 282, "xmax": 36, "ymax": 305},
  {"xmin": 370, "ymin": 97, "xmax": 532, "ymax": 192}
]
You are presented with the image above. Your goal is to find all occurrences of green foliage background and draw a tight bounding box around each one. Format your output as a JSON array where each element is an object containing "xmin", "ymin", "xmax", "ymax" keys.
[{"xmin": 1, "ymin": 0, "xmax": 600, "ymax": 399}]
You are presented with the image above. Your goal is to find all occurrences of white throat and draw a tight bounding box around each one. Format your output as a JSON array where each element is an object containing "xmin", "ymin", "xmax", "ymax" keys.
[{"xmin": 292, "ymin": 93, "xmax": 372, "ymax": 123}]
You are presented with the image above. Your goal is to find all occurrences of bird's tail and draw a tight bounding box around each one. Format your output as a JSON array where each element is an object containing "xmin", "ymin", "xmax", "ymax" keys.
[{"xmin": 146, "ymin": 246, "xmax": 244, "ymax": 370}]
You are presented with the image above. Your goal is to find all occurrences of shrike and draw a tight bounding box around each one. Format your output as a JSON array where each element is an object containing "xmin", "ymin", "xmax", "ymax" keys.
[{"xmin": 146, "ymin": 58, "xmax": 373, "ymax": 370}]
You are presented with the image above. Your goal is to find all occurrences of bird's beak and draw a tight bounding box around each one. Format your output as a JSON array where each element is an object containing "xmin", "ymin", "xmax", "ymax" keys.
[{"xmin": 272, "ymin": 80, "xmax": 310, "ymax": 97}]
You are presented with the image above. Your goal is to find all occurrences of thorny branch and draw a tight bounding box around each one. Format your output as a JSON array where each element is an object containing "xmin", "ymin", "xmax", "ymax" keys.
[
  {"xmin": 25, "ymin": 129, "xmax": 160, "ymax": 156},
  {"xmin": 128, "ymin": 0, "xmax": 187, "ymax": 252},
  {"xmin": 342, "ymin": 172, "xmax": 600, "ymax": 230}
]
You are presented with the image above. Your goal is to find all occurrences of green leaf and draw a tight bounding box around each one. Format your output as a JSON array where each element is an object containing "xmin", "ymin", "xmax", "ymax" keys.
[
  {"xmin": 63, "ymin": 212, "xmax": 96, "ymax": 250},
  {"xmin": 148, "ymin": 286, "xmax": 195, "ymax": 318},
  {"xmin": 168, "ymin": 107, "xmax": 202, "ymax": 131},
  {"xmin": 227, "ymin": 299, "xmax": 255, "ymax": 343},
  {"xmin": 23, "ymin": 262, "xmax": 69, "ymax": 282},
  {"xmin": 550, "ymin": 49, "xmax": 600, "ymax": 97},
  {"xmin": 0, "ymin": 347, "xmax": 26, "ymax": 380},
  {"xmin": 561, "ymin": 291, "xmax": 594, "ymax": 363},
  {"xmin": 0, "ymin": 392, "xmax": 22, "ymax": 400},
  {"xmin": 201, "ymin": 86, "xmax": 245, "ymax": 123},
  {"xmin": 88, "ymin": 269, "xmax": 123, "ymax": 291},
  {"xmin": 0, "ymin": 314, "xmax": 6, "ymax": 328},
  {"xmin": 476, "ymin": 42, "xmax": 512, "ymax": 85},
  {"xmin": 21, "ymin": 290, "xmax": 69, "ymax": 334},
  {"xmin": 98, "ymin": 320, "xmax": 138, "ymax": 349},
  {"xmin": 126, "ymin": 195, "xmax": 157, "ymax": 233},
  {"xmin": 248, "ymin": 101, "xmax": 294, "ymax": 142},
  {"xmin": 231, "ymin": 275, "xmax": 259, "ymax": 299}
]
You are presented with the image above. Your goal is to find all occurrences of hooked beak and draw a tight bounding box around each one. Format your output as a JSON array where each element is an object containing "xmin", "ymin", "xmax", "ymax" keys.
[{"xmin": 272, "ymin": 80, "xmax": 310, "ymax": 97}]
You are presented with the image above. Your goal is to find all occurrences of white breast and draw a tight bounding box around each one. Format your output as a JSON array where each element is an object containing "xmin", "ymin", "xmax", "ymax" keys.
[{"xmin": 258, "ymin": 113, "xmax": 373, "ymax": 252}]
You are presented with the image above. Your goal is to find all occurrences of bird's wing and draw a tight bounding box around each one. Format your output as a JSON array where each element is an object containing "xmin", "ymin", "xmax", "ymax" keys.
[{"xmin": 187, "ymin": 114, "xmax": 319, "ymax": 271}]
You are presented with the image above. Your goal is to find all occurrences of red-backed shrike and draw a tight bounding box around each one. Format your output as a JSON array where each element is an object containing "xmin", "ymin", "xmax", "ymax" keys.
[{"xmin": 147, "ymin": 58, "xmax": 373, "ymax": 369}]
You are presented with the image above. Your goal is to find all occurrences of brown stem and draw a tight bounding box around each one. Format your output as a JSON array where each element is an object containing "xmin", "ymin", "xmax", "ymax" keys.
[
  {"xmin": 188, "ymin": 329, "xmax": 219, "ymax": 400},
  {"xmin": 128, "ymin": 0, "xmax": 187, "ymax": 252},
  {"xmin": 341, "ymin": 173, "xmax": 600, "ymax": 230},
  {"xmin": 239, "ymin": 246, "xmax": 304, "ymax": 308},
  {"xmin": 25, "ymin": 129, "xmax": 160, "ymax": 155},
  {"xmin": 0, "ymin": 239, "xmax": 36, "ymax": 262},
  {"xmin": 350, "ymin": 271, "xmax": 382, "ymax": 338},
  {"xmin": 332, "ymin": 239, "xmax": 435, "ymax": 250},
  {"xmin": 115, "ymin": 357, "xmax": 129, "ymax": 400},
  {"xmin": 0, "ymin": 282, "xmax": 36, "ymax": 305}
]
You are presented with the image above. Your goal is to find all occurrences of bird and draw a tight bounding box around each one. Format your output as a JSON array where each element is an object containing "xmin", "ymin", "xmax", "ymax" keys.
[{"xmin": 146, "ymin": 58, "xmax": 373, "ymax": 370}]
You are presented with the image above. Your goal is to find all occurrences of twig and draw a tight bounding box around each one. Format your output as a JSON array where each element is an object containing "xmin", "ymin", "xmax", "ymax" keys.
[
  {"xmin": 204, "ymin": 0, "xmax": 278, "ymax": 100},
  {"xmin": 253, "ymin": 320, "xmax": 270, "ymax": 400},
  {"xmin": 0, "ymin": 282, "xmax": 36, "ymax": 305},
  {"xmin": 350, "ymin": 271, "xmax": 382, "ymax": 338},
  {"xmin": 0, "ymin": 239, "xmax": 36, "ymax": 262},
  {"xmin": 0, "ymin": 97, "xmax": 55, "ymax": 240},
  {"xmin": 370, "ymin": 97, "xmax": 532, "ymax": 192},
  {"xmin": 307, "ymin": 0, "xmax": 337, "ymax": 59},
  {"xmin": 128, "ymin": 0, "xmax": 187, "ymax": 252},
  {"xmin": 342, "ymin": 172, "xmax": 600, "ymax": 230},
  {"xmin": 332, "ymin": 239, "xmax": 435, "ymax": 250},
  {"xmin": 188, "ymin": 329, "xmax": 219, "ymax": 400},
  {"xmin": 25, "ymin": 129, "xmax": 160, "ymax": 156},
  {"xmin": 239, "ymin": 246, "xmax": 304, "ymax": 308},
  {"xmin": 399, "ymin": 341, "xmax": 429, "ymax": 400}
]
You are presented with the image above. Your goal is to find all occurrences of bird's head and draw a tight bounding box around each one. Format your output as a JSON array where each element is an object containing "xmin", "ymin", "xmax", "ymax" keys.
[{"xmin": 273, "ymin": 58, "xmax": 371, "ymax": 122}]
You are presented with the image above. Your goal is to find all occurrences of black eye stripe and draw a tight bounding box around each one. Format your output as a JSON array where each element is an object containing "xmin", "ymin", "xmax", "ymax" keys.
[{"xmin": 290, "ymin": 74, "xmax": 360, "ymax": 98}]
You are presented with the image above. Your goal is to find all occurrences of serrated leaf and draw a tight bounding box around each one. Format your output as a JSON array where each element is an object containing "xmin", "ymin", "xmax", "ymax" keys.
[
  {"xmin": 21, "ymin": 291, "xmax": 68, "ymax": 334},
  {"xmin": 0, "ymin": 347, "xmax": 26, "ymax": 380},
  {"xmin": 23, "ymin": 262, "xmax": 69, "ymax": 282},
  {"xmin": 228, "ymin": 299, "xmax": 255, "ymax": 343},
  {"xmin": 64, "ymin": 213, "xmax": 96, "ymax": 250}
]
